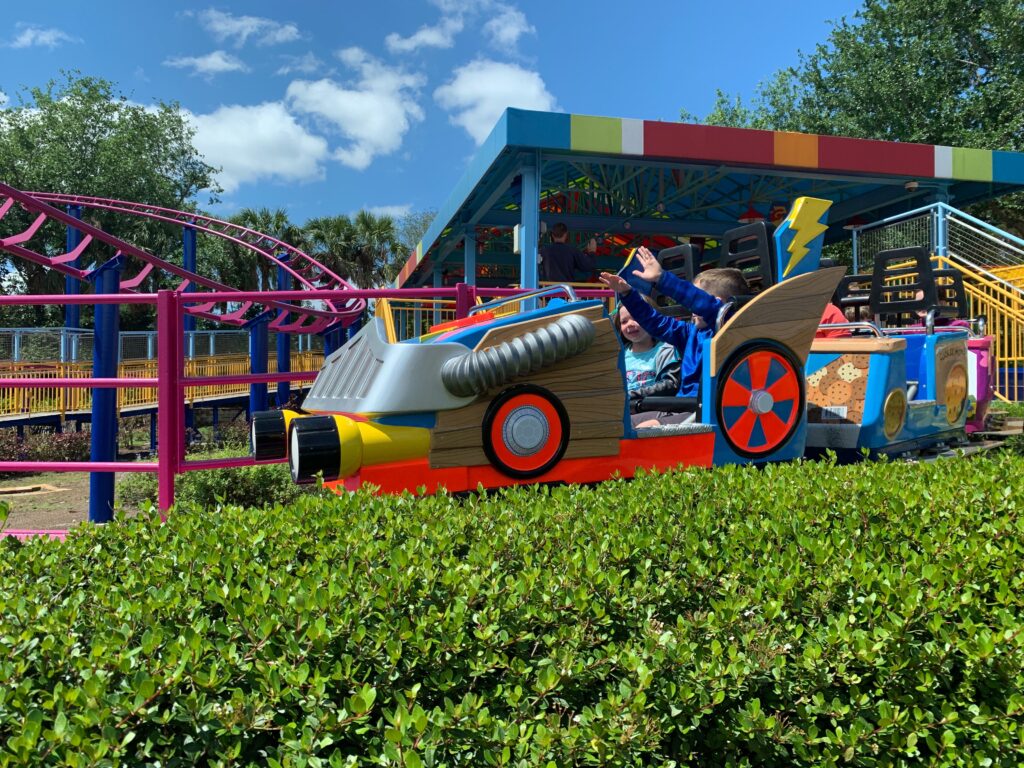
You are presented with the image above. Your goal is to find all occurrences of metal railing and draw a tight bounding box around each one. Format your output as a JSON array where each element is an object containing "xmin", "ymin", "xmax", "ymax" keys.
[{"xmin": 851, "ymin": 202, "xmax": 1024, "ymax": 400}]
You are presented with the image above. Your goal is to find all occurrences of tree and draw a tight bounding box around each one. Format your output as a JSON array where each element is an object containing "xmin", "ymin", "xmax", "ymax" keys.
[
  {"xmin": 397, "ymin": 208, "xmax": 437, "ymax": 256},
  {"xmin": 0, "ymin": 71, "xmax": 221, "ymax": 325},
  {"xmin": 303, "ymin": 215, "xmax": 358, "ymax": 284},
  {"xmin": 227, "ymin": 207, "xmax": 305, "ymax": 292},
  {"xmin": 353, "ymin": 210, "xmax": 402, "ymax": 288},
  {"xmin": 684, "ymin": 0, "xmax": 1024, "ymax": 231},
  {"xmin": 302, "ymin": 212, "xmax": 402, "ymax": 288}
]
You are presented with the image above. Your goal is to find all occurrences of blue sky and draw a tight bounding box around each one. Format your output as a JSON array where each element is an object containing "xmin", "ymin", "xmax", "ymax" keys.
[{"xmin": 1, "ymin": 1, "xmax": 863, "ymax": 225}]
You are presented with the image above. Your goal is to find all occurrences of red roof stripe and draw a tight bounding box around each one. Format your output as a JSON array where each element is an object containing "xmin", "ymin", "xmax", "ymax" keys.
[
  {"xmin": 643, "ymin": 122, "xmax": 775, "ymax": 166},
  {"xmin": 818, "ymin": 135, "xmax": 935, "ymax": 177}
]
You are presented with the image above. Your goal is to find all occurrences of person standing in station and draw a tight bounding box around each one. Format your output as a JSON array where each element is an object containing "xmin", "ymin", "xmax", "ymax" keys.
[{"xmin": 539, "ymin": 222, "xmax": 597, "ymax": 282}]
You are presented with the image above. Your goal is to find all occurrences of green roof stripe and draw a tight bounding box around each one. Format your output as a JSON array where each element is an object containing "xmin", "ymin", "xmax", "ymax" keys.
[
  {"xmin": 570, "ymin": 115, "xmax": 622, "ymax": 153},
  {"xmin": 952, "ymin": 148, "xmax": 992, "ymax": 182}
]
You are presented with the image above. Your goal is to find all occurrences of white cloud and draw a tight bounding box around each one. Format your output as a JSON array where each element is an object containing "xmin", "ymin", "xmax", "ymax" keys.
[
  {"xmin": 286, "ymin": 48, "xmax": 424, "ymax": 171},
  {"xmin": 197, "ymin": 9, "xmax": 300, "ymax": 47},
  {"xmin": 7, "ymin": 24, "xmax": 79, "ymax": 49},
  {"xmin": 482, "ymin": 6, "xmax": 534, "ymax": 49},
  {"xmin": 366, "ymin": 204, "xmax": 413, "ymax": 219},
  {"xmin": 186, "ymin": 102, "xmax": 329, "ymax": 193},
  {"xmin": 385, "ymin": 16, "xmax": 463, "ymax": 53},
  {"xmin": 164, "ymin": 50, "xmax": 249, "ymax": 77},
  {"xmin": 276, "ymin": 52, "xmax": 322, "ymax": 76},
  {"xmin": 435, "ymin": 59, "xmax": 556, "ymax": 144}
]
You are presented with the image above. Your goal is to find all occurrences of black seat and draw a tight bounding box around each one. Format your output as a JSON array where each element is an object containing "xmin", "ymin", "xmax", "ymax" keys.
[
  {"xmin": 835, "ymin": 273, "xmax": 873, "ymax": 318},
  {"xmin": 718, "ymin": 221, "xmax": 776, "ymax": 291},
  {"xmin": 932, "ymin": 269, "xmax": 969, "ymax": 319},
  {"xmin": 868, "ymin": 246, "xmax": 939, "ymax": 325},
  {"xmin": 651, "ymin": 244, "xmax": 699, "ymax": 316}
]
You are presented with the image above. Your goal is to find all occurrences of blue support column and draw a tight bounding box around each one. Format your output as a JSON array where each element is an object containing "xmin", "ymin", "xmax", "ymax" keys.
[
  {"xmin": 519, "ymin": 159, "xmax": 540, "ymax": 292},
  {"xmin": 65, "ymin": 205, "xmax": 83, "ymax": 333},
  {"xmin": 322, "ymin": 323, "xmax": 348, "ymax": 357},
  {"xmin": 88, "ymin": 256, "xmax": 124, "ymax": 523},
  {"xmin": 276, "ymin": 256, "xmax": 292, "ymax": 406},
  {"xmin": 464, "ymin": 228, "xmax": 477, "ymax": 286},
  {"xmin": 150, "ymin": 413, "xmax": 157, "ymax": 451},
  {"xmin": 433, "ymin": 266, "xmax": 444, "ymax": 326},
  {"xmin": 246, "ymin": 311, "xmax": 272, "ymax": 417},
  {"xmin": 935, "ymin": 202, "xmax": 949, "ymax": 258},
  {"xmin": 182, "ymin": 225, "xmax": 197, "ymax": 433}
]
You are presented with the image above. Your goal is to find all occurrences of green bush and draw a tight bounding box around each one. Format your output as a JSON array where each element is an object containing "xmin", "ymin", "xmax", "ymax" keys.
[
  {"xmin": 117, "ymin": 449, "xmax": 312, "ymax": 511},
  {"xmin": 2, "ymin": 454, "xmax": 1023, "ymax": 765}
]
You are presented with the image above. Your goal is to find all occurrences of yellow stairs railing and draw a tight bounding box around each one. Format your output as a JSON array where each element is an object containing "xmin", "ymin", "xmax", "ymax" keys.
[
  {"xmin": 935, "ymin": 256, "xmax": 1024, "ymax": 401},
  {"xmin": 0, "ymin": 350, "xmax": 325, "ymax": 420}
]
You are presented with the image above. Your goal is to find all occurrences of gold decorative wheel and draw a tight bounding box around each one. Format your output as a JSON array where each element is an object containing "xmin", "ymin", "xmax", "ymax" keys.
[
  {"xmin": 945, "ymin": 364, "xmax": 968, "ymax": 424},
  {"xmin": 883, "ymin": 388, "xmax": 907, "ymax": 440}
]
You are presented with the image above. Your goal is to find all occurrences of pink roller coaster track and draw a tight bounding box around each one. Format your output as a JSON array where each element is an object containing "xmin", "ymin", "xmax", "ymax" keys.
[{"xmin": 0, "ymin": 183, "xmax": 365, "ymax": 333}]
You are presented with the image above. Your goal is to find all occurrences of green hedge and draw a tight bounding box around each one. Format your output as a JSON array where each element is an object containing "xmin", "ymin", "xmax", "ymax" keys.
[
  {"xmin": 116, "ymin": 450, "xmax": 313, "ymax": 512},
  {"xmin": 1, "ymin": 454, "xmax": 1023, "ymax": 766}
]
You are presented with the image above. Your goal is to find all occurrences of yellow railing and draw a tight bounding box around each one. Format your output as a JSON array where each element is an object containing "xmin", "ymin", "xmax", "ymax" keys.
[
  {"xmin": 376, "ymin": 298, "xmax": 459, "ymax": 343},
  {"xmin": 864, "ymin": 256, "xmax": 1024, "ymax": 400},
  {"xmin": 935, "ymin": 256, "xmax": 1024, "ymax": 401},
  {"xmin": 0, "ymin": 350, "xmax": 325, "ymax": 419}
]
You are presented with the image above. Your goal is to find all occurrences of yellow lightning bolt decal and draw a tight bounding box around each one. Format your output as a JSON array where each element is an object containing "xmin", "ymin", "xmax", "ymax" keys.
[{"xmin": 782, "ymin": 197, "xmax": 831, "ymax": 278}]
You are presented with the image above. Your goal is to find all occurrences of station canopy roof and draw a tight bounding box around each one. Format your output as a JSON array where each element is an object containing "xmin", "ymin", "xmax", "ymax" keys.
[{"xmin": 395, "ymin": 108, "xmax": 1024, "ymax": 287}]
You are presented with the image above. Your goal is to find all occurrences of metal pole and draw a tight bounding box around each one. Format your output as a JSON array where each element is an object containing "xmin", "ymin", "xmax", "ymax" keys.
[
  {"xmin": 520, "ymin": 159, "xmax": 540, "ymax": 292},
  {"xmin": 464, "ymin": 228, "xmax": 477, "ymax": 286},
  {"xmin": 276, "ymin": 256, "xmax": 292, "ymax": 406},
  {"xmin": 182, "ymin": 226, "xmax": 197, "ymax": 433},
  {"xmin": 65, "ymin": 205, "xmax": 83, "ymax": 331},
  {"xmin": 157, "ymin": 290, "xmax": 181, "ymax": 514},
  {"xmin": 88, "ymin": 257, "xmax": 124, "ymax": 523},
  {"xmin": 935, "ymin": 204, "xmax": 948, "ymax": 258},
  {"xmin": 247, "ymin": 313, "xmax": 271, "ymax": 416},
  {"xmin": 433, "ymin": 267, "xmax": 443, "ymax": 326}
]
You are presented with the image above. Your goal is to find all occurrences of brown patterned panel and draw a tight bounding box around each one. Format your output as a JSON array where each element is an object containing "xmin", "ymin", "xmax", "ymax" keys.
[
  {"xmin": 806, "ymin": 354, "xmax": 870, "ymax": 425},
  {"xmin": 429, "ymin": 308, "xmax": 626, "ymax": 469}
]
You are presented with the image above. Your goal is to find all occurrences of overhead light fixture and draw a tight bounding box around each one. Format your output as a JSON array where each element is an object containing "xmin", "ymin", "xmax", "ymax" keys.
[{"xmin": 904, "ymin": 180, "xmax": 919, "ymax": 192}]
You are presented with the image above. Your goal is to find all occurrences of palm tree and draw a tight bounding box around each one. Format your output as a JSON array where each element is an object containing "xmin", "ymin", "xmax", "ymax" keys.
[
  {"xmin": 302, "ymin": 215, "xmax": 358, "ymax": 284},
  {"xmin": 353, "ymin": 211, "xmax": 402, "ymax": 288},
  {"xmin": 229, "ymin": 207, "xmax": 303, "ymax": 291}
]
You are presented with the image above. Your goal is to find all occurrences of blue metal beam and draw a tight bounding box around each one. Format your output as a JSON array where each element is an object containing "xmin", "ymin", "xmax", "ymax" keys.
[{"xmin": 87, "ymin": 256, "xmax": 124, "ymax": 523}]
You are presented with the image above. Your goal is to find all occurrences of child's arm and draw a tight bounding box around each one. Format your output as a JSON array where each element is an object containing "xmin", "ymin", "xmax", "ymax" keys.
[
  {"xmin": 619, "ymin": 287, "xmax": 694, "ymax": 348},
  {"xmin": 656, "ymin": 271, "xmax": 723, "ymax": 327},
  {"xmin": 631, "ymin": 247, "xmax": 724, "ymax": 326}
]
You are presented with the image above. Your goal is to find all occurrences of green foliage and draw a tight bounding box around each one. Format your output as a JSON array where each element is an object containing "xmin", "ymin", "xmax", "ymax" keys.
[
  {"xmin": 0, "ymin": 427, "xmax": 91, "ymax": 478},
  {"xmin": 686, "ymin": 0, "xmax": 1024, "ymax": 234},
  {"xmin": 397, "ymin": 208, "xmax": 438, "ymax": 256},
  {"xmin": 4, "ymin": 454, "xmax": 1024, "ymax": 764},
  {"xmin": 0, "ymin": 71, "xmax": 221, "ymax": 327},
  {"xmin": 303, "ymin": 211, "xmax": 403, "ymax": 288},
  {"xmin": 116, "ymin": 449, "xmax": 311, "ymax": 512}
]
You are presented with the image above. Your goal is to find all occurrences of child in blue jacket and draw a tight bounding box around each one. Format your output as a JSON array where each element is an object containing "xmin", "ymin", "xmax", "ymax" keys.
[{"xmin": 599, "ymin": 247, "xmax": 749, "ymax": 425}]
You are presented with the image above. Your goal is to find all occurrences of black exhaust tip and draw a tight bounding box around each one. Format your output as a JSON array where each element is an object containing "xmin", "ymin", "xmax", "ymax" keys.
[
  {"xmin": 289, "ymin": 416, "xmax": 341, "ymax": 484},
  {"xmin": 251, "ymin": 410, "xmax": 288, "ymax": 461}
]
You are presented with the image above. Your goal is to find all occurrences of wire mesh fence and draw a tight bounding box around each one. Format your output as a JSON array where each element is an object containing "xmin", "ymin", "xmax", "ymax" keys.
[{"xmin": 854, "ymin": 214, "xmax": 933, "ymax": 275}]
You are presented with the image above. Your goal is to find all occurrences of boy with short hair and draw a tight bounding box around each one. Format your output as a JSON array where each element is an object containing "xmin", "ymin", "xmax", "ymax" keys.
[{"xmin": 599, "ymin": 246, "xmax": 749, "ymax": 425}]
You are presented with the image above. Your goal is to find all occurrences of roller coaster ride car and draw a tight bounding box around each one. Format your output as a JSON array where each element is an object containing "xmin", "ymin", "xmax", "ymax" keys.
[
  {"xmin": 805, "ymin": 246, "xmax": 989, "ymax": 458},
  {"xmin": 252, "ymin": 197, "xmax": 842, "ymax": 495}
]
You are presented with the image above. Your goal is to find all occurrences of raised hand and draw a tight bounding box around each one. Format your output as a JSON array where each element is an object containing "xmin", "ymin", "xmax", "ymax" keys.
[
  {"xmin": 631, "ymin": 246, "xmax": 662, "ymax": 283},
  {"xmin": 598, "ymin": 271, "xmax": 631, "ymax": 294}
]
